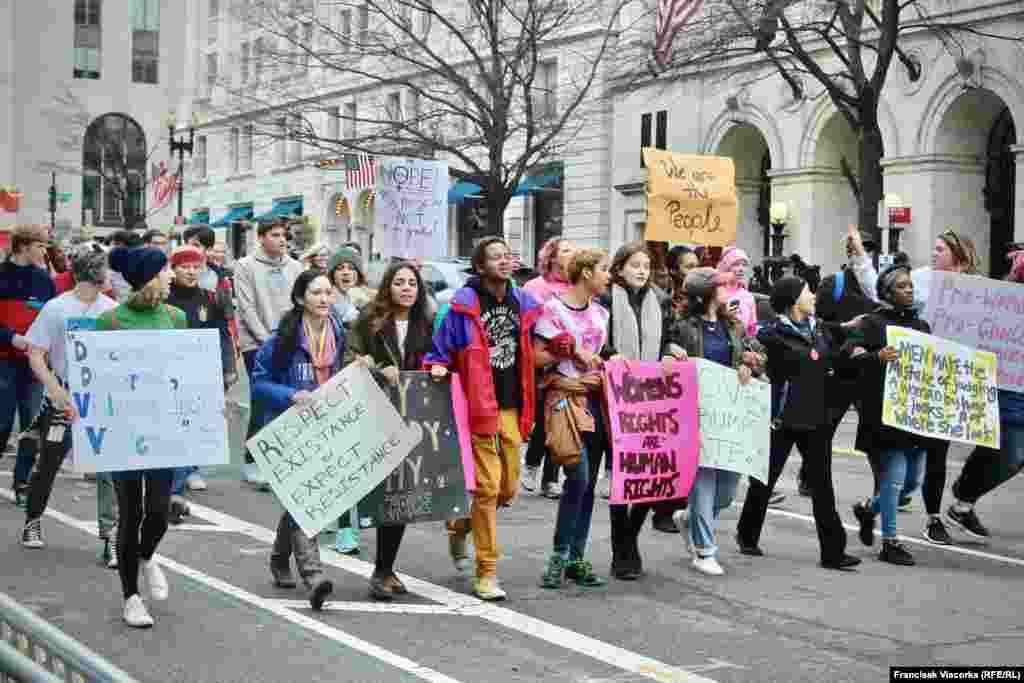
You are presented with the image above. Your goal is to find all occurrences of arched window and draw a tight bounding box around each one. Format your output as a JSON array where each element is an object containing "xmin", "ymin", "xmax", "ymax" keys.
[{"xmin": 82, "ymin": 114, "xmax": 147, "ymax": 228}]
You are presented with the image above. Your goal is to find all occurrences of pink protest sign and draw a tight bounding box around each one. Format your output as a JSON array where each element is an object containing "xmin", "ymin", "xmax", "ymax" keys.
[
  {"xmin": 451, "ymin": 374, "xmax": 476, "ymax": 492},
  {"xmin": 603, "ymin": 359, "xmax": 699, "ymax": 504}
]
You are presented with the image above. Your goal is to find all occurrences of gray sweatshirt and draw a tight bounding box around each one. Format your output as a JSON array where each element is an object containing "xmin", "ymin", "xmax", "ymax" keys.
[{"xmin": 233, "ymin": 246, "xmax": 304, "ymax": 352}]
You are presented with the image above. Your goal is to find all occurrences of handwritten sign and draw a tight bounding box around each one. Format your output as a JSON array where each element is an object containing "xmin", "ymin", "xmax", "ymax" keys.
[
  {"xmin": 358, "ymin": 372, "xmax": 471, "ymax": 527},
  {"xmin": 603, "ymin": 360, "xmax": 699, "ymax": 504},
  {"xmin": 883, "ymin": 326, "xmax": 1000, "ymax": 448},
  {"xmin": 694, "ymin": 359, "xmax": 770, "ymax": 484},
  {"xmin": 375, "ymin": 157, "xmax": 449, "ymax": 260},
  {"xmin": 928, "ymin": 271, "xmax": 1024, "ymax": 393},
  {"xmin": 67, "ymin": 330, "xmax": 228, "ymax": 473},
  {"xmin": 643, "ymin": 149, "xmax": 737, "ymax": 247},
  {"xmin": 246, "ymin": 363, "xmax": 416, "ymax": 538}
]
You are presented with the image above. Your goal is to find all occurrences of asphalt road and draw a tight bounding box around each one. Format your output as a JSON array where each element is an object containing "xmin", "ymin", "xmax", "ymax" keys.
[{"xmin": 3, "ymin": 402, "xmax": 1023, "ymax": 683}]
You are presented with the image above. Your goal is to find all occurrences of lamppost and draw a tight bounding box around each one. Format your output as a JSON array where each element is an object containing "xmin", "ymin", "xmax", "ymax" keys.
[
  {"xmin": 764, "ymin": 201, "xmax": 790, "ymax": 284},
  {"xmin": 162, "ymin": 111, "xmax": 205, "ymax": 224}
]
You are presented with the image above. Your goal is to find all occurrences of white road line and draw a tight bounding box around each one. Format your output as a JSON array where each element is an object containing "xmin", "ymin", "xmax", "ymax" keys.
[
  {"xmin": 765, "ymin": 507, "xmax": 1024, "ymax": 568},
  {"xmin": 187, "ymin": 502, "xmax": 719, "ymax": 683},
  {"xmin": 267, "ymin": 600, "xmax": 458, "ymax": 615},
  {"xmin": 0, "ymin": 490, "xmax": 461, "ymax": 683}
]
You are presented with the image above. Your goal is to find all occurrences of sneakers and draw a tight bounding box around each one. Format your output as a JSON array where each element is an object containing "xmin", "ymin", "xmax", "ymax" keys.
[
  {"xmin": 540, "ymin": 553, "xmax": 565, "ymax": 589},
  {"xmin": 185, "ymin": 472, "xmax": 208, "ymax": 491},
  {"xmin": 169, "ymin": 496, "xmax": 189, "ymax": 526},
  {"xmin": 521, "ymin": 465, "xmax": 539, "ymax": 492},
  {"xmin": 565, "ymin": 560, "xmax": 606, "ymax": 587},
  {"xmin": 308, "ymin": 576, "xmax": 334, "ymax": 611},
  {"xmin": 852, "ymin": 500, "xmax": 876, "ymax": 546},
  {"xmin": 879, "ymin": 539, "xmax": 915, "ymax": 566},
  {"xmin": 140, "ymin": 559, "xmax": 169, "ymax": 601},
  {"xmin": 541, "ymin": 482, "xmax": 561, "ymax": 499},
  {"xmin": 692, "ymin": 555, "xmax": 724, "ymax": 576},
  {"xmin": 946, "ymin": 504, "xmax": 990, "ymax": 539},
  {"xmin": 21, "ymin": 518, "xmax": 44, "ymax": 549},
  {"xmin": 334, "ymin": 527, "xmax": 360, "ymax": 555},
  {"xmin": 922, "ymin": 516, "xmax": 953, "ymax": 546},
  {"xmin": 241, "ymin": 463, "xmax": 270, "ymax": 491},
  {"xmin": 270, "ymin": 559, "xmax": 297, "ymax": 588},
  {"xmin": 122, "ymin": 595, "xmax": 154, "ymax": 628},
  {"xmin": 819, "ymin": 553, "xmax": 861, "ymax": 571},
  {"xmin": 898, "ymin": 496, "xmax": 913, "ymax": 513},
  {"xmin": 448, "ymin": 528, "xmax": 470, "ymax": 574},
  {"xmin": 735, "ymin": 534, "xmax": 763, "ymax": 557},
  {"xmin": 101, "ymin": 538, "xmax": 119, "ymax": 569},
  {"xmin": 472, "ymin": 576, "xmax": 507, "ymax": 601}
]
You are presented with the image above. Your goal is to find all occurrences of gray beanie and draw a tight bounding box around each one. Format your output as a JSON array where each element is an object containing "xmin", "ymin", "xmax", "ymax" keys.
[{"xmin": 683, "ymin": 267, "xmax": 732, "ymax": 300}]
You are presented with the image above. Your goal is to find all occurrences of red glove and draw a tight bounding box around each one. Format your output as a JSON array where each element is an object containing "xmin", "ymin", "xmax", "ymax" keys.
[{"xmin": 547, "ymin": 332, "xmax": 577, "ymax": 360}]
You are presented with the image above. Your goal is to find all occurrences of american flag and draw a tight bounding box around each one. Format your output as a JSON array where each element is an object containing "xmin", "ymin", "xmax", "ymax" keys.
[
  {"xmin": 344, "ymin": 153, "xmax": 376, "ymax": 190},
  {"xmin": 654, "ymin": 0, "xmax": 704, "ymax": 69}
]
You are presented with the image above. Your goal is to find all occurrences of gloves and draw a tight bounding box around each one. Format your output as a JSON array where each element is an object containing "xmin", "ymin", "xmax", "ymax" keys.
[{"xmin": 547, "ymin": 332, "xmax": 577, "ymax": 360}]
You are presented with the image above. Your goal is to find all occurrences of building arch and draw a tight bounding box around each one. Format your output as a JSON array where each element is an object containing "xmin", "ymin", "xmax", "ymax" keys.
[
  {"xmin": 702, "ymin": 103, "xmax": 785, "ymax": 170},
  {"xmin": 81, "ymin": 113, "xmax": 148, "ymax": 228},
  {"xmin": 709, "ymin": 122, "xmax": 772, "ymax": 260},
  {"xmin": 797, "ymin": 96, "xmax": 900, "ymax": 168}
]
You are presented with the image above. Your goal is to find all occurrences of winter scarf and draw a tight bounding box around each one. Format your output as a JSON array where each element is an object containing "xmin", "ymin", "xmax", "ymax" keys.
[{"xmin": 611, "ymin": 283, "xmax": 662, "ymax": 362}]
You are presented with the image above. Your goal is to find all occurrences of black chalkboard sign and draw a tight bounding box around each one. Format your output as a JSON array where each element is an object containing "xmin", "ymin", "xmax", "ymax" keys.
[{"xmin": 358, "ymin": 371, "xmax": 471, "ymax": 527}]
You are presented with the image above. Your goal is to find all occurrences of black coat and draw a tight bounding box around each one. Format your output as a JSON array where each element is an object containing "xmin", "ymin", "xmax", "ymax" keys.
[
  {"xmin": 815, "ymin": 267, "xmax": 876, "ymax": 325},
  {"xmin": 345, "ymin": 311, "xmax": 433, "ymax": 372},
  {"xmin": 757, "ymin": 317, "xmax": 840, "ymax": 432}
]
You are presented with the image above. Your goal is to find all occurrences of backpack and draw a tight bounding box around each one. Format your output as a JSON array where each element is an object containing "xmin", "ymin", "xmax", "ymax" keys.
[{"xmin": 832, "ymin": 270, "xmax": 845, "ymax": 304}]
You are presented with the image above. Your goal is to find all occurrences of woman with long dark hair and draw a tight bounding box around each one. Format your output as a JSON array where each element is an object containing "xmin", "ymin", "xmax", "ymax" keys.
[
  {"xmin": 346, "ymin": 261, "xmax": 434, "ymax": 599},
  {"xmin": 252, "ymin": 270, "xmax": 344, "ymax": 610}
]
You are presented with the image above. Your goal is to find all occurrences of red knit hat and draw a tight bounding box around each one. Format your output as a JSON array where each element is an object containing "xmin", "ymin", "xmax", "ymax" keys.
[{"xmin": 171, "ymin": 245, "xmax": 204, "ymax": 269}]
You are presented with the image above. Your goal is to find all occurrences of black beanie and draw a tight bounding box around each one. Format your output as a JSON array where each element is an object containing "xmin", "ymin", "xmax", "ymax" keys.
[
  {"xmin": 109, "ymin": 247, "xmax": 168, "ymax": 291},
  {"xmin": 770, "ymin": 276, "xmax": 806, "ymax": 314}
]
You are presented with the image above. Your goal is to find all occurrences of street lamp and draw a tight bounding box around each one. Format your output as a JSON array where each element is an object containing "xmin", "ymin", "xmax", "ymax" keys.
[
  {"xmin": 765, "ymin": 201, "xmax": 790, "ymax": 284},
  {"xmin": 163, "ymin": 111, "xmax": 206, "ymax": 224}
]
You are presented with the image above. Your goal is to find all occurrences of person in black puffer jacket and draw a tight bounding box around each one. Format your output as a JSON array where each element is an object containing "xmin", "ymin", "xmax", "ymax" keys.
[
  {"xmin": 843, "ymin": 264, "xmax": 933, "ymax": 566},
  {"xmin": 736, "ymin": 276, "xmax": 858, "ymax": 571}
]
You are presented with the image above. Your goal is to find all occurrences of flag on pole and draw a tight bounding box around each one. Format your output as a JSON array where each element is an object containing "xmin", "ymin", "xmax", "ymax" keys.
[
  {"xmin": 344, "ymin": 154, "xmax": 376, "ymax": 190},
  {"xmin": 654, "ymin": 0, "xmax": 704, "ymax": 70}
]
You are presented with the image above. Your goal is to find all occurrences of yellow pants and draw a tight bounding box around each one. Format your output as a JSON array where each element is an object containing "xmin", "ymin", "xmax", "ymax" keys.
[{"xmin": 447, "ymin": 409, "xmax": 522, "ymax": 578}]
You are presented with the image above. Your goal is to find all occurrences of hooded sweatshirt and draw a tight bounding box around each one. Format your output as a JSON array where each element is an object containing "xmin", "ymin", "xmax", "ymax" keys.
[
  {"xmin": 0, "ymin": 260, "xmax": 56, "ymax": 361},
  {"xmin": 233, "ymin": 246, "xmax": 303, "ymax": 353},
  {"xmin": 523, "ymin": 273, "xmax": 571, "ymax": 305}
]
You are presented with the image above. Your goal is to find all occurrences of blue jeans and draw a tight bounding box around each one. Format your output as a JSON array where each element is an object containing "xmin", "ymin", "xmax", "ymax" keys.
[
  {"xmin": 688, "ymin": 467, "xmax": 741, "ymax": 558},
  {"xmin": 172, "ymin": 466, "xmax": 199, "ymax": 496},
  {"xmin": 552, "ymin": 395, "xmax": 605, "ymax": 561},
  {"xmin": 872, "ymin": 448, "xmax": 926, "ymax": 538},
  {"xmin": 0, "ymin": 359, "xmax": 44, "ymax": 487}
]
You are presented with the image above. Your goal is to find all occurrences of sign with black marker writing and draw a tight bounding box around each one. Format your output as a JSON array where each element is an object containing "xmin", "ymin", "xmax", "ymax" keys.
[
  {"xmin": 66, "ymin": 330, "xmax": 229, "ymax": 473},
  {"xmin": 358, "ymin": 372, "xmax": 471, "ymax": 527},
  {"xmin": 246, "ymin": 363, "xmax": 416, "ymax": 537},
  {"xmin": 643, "ymin": 149, "xmax": 737, "ymax": 247},
  {"xmin": 694, "ymin": 358, "xmax": 770, "ymax": 484}
]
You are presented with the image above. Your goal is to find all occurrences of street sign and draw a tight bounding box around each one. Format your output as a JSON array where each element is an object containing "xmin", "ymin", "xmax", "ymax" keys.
[{"xmin": 889, "ymin": 207, "xmax": 911, "ymax": 224}]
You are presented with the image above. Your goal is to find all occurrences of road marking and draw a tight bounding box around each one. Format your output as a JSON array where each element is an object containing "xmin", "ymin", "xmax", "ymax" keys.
[
  {"xmin": 765, "ymin": 508, "xmax": 1024, "ymax": 568},
  {"xmin": 186, "ymin": 501, "xmax": 720, "ymax": 683},
  {"xmin": 267, "ymin": 600, "xmax": 459, "ymax": 615},
  {"xmin": 0, "ymin": 489, "xmax": 461, "ymax": 683}
]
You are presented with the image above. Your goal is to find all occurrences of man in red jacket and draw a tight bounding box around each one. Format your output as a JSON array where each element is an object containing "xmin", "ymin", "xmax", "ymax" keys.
[
  {"xmin": 0, "ymin": 225, "xmax": 56, "ymax": 505},
  {"xmin": 426, "ymin": 237, "xmax": 542, "ymax": 601}
]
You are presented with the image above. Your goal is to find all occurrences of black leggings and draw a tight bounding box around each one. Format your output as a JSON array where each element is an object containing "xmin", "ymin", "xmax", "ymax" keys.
[
  {"xmin": 114, "ymin": 471, "xmax": 174, "ymax": 599},
  {"xmin": 923, "ymin": 440, "xmax": 950, "ymax": 516},
  {"xmin": 25, "ymin": 408, "xmax": 72, "ymax": 523},
  {"xmin": 374, "ymin": 525, "xmax": 406, "ymax": 577}
]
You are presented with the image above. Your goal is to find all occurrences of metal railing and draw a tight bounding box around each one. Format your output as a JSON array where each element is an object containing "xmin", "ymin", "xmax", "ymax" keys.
[{"xmin": 0, "ymin": 592, "xmax": 138, "ymax": 683}]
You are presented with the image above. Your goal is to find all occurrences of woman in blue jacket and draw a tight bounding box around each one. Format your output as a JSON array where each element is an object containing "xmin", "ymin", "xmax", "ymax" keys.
[{"xmin": 252, "ymin": 270, "xmax": 345, "ymax": 610}]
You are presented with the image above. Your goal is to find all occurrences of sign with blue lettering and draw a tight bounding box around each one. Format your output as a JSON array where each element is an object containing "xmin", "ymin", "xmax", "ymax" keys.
[{"xmin": 66, "ymin": 329, "xmax": 229, "ymax": 473}]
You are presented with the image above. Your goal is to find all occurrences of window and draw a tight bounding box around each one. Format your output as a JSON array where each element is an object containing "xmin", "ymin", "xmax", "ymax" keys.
[
  {"xmin": 534, "ymin": 60, "xmax": 557, "ymax": 120},
  {"xmin": 640, "ymin": 112, "xmax": 652, "ymax": 165},
  {"xmin": 74, "ymin": 0, "xmax": 102, "ymax": 79},
  {"xmin": 289, "ymin": 115, "xmax": 303, "ymax": 163},
  {"xmin": 82, "ymin": 114, "xmax": 147, "ymax": 226},
  {"xmin": 358, "ymin": 4, "xmax": 369, "ymax": 44},
  {"xmin": 327, "ymin": 106, "xmax": 340, "ymax": 140},
  {"xmin": 386, "ymin": 92, "xmax": 402, "ymax": 123},
  {"xmin": 242, "ymin": 125, "xmax": 254, "ymax": 171},
  {"xmin": 230, "ymin": 127, "xmax": 240, "ymax": 174},
  {"xmin": 301, "ymin": 22, "xmax": 313, "ymax": 73},
  {"xmin": 195, "ymin": 136, "xmax": 208, "ymax": 179},
  {"xmin": 655, "ymin": 110, "xmax": 667, "ymax": 149},
  {"xmin": 276, "ymin": 118, "xmax": 287, "ymax": 165},
  {"xmin": 205, "ymin": 53, "xmax": 218, "ymax": 97},
  {"xmin": 239, "ymin": 41, "xmax": 249, "ymax": 82},
  {"xmin": 131, "ymin": 0, "xmax": 159, "ymax": 84},
  {"xmin": 339, "ymin": 9, "xmax": 352, "ymax": 52},
  {"xmin": 344, "ymin": 102, "xmax": 357, "ymax": 138}
]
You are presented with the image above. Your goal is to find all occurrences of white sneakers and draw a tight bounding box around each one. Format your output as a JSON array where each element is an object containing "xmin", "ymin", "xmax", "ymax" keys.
[
  {"xmin": 692, "ymin": 556, "xmax": 725, "ymax": 576},
  {"xmin": 123, "ymin": 595, "xmax": 154, "ymax": 628},
  {"xmin": 140, "ymin": 559, "xmax": 169, "ymax": 601}
]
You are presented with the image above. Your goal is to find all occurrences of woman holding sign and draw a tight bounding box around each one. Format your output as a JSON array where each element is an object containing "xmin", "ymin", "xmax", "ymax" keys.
[
  {"xmin": 96, "ymin": 247, "xmax": 187, "ymax": 628},
  {"xmin": 346, "ymin": 261, "xmax": 434, "ymax": 600},
  {"xmin": 662, "ymin": 268, "xmax": 756, "ymax": 576},
  {"xmin": 252, "ymin": 270, "xmax": 344, "ymax": 610}
]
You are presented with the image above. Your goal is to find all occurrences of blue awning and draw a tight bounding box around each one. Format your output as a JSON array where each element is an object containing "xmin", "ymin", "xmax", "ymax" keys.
[
  {"xmin": 189, "ymin": 209, "xmax": 210, "ymax": 224},
  {"xmin": 253, "ymin": 197, "xmax": 304, "ymax": 223},
  {"xmin": 448, "ymin": 175, "xmax": 562, "ymax": 204},
  {"xmin": 448, "ymin": 181, "xmax": 482, "ymax": 204},
  {"xmin": 211, "ymin": 205, "xmax": 254, "ymax": 227}
]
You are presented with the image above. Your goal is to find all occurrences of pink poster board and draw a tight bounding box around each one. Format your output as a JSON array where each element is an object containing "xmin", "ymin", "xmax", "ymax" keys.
[
  {"xmin": 450, "ymin": 374, "xmax": 476, "ymax": 492},
  {"xmin": 603, "ymin": 359, "xmax": 700, "ymax": 505}
]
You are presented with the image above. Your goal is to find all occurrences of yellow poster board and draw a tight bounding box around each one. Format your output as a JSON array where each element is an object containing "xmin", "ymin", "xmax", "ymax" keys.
[
  {"xmin": 882, "ymin": 326, "xmax": 1000, "ymax": 449},
  {"xmin": 643, "ymin": 149, "xmax": 737, "ymax": 246}
]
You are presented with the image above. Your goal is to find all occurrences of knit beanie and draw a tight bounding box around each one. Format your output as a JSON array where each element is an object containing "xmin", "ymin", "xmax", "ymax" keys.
[
  {"xmin": 327, "ymin": 247, "xmax": 364, "ymax": 281},
  {"xmin": 170, "ymin": 245, "xmax": 204, "ymax": 269},
  {"xmin": 770, "ymin": 276, "xmax": 807, "ymax": 314},
  {"xmin": 717, "ymin": 247, "xmax": 750, "ymax": 275},
  {"xmin": 684, "ymin": 267, "xmax": 733, "ymax": 300},
  {"xmin": 109, "ymin": 247, "xmax": 168, "ymax": 291},
  {"xmin": 68, "ymin": 242, "xmax": 108, "ymax": 286}
]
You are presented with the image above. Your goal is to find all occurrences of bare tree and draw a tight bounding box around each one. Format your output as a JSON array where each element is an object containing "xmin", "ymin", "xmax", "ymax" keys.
[
  {"xmin": 210, "ymin": 0, "xmax": 633, "ymax": 234},
  {"xmin": 636, "ymin": 0, "xmax": 1023, "ymax": 245}
]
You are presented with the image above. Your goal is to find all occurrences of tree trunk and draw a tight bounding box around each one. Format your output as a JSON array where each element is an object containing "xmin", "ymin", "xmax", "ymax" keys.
[{"xmin": 859, "ymin": 116, "xmax": 886, "ymax": 256}]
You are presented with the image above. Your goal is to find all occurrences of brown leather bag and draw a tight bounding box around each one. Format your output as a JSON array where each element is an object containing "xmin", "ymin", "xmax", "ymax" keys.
[{"xmin": 543, "ymin": 374, "xmax": 600, "ymax": 467}]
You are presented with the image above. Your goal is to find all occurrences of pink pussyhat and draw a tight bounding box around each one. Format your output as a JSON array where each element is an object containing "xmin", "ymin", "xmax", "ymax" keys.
[{"xmin": 717, "ymin": 246, "xmax": 751, "ymax": 286}]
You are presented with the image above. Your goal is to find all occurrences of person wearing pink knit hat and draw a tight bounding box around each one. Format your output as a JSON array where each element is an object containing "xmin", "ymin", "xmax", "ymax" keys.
[{"xmin": 717, "ymin": 246, "xmax": 758, "ymax": 336}]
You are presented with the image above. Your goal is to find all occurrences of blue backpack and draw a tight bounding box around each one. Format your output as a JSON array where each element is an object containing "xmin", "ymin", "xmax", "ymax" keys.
[{"xmin": 832, "ymin": 270, "xmax": 845, "ymax": 304}]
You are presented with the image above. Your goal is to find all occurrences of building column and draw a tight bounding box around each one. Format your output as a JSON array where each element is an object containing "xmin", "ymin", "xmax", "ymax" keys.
[
  {"xmin": 767, "ymin": 167, "xmax": 856, "ymax": 274},
  {"xmin": 1013, "ymin": 145, "xmax": 1024, "ymax": 244},
  {"xmin": 734, "ymin": 179, "xmax": 764, "ymax": 261}
]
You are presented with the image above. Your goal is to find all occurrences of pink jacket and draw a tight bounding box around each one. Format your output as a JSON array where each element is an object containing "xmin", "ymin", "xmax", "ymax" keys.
[{"xmin": 523, "ymin": 274, "xmax": 571, "ymax": 305}]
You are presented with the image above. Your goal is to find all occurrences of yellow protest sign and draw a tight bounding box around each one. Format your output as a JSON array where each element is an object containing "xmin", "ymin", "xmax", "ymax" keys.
[
  {"xmin": 643, "ymin": 149, "xmax": 737, "ymax": 246},
  {"xmin": 882, "ymin": 326, "xmax": 1000, "ymax": 448}
]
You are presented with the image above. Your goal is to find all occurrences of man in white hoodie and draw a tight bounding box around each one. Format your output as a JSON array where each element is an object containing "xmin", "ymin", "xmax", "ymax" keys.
[{"xmin": 234, "ymin": 220, "xmax": 303, "ymax": 487}]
